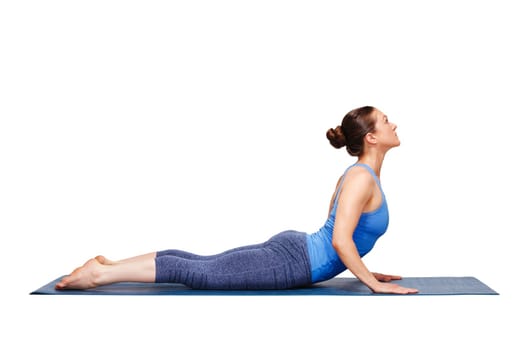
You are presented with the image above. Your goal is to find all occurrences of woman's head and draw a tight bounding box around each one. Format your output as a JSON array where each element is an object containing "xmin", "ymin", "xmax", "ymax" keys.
[{"xmin": 327, "ymin": 106, "xmax": 398, "ymax": 157}]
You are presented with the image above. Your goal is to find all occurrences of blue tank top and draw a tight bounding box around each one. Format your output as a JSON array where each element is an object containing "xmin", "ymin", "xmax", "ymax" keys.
[{"xmin": 306, "ymin": 163, "xmax": 389, "ymax": 283}]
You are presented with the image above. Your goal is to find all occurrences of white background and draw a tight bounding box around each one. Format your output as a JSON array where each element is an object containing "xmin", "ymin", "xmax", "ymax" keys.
[{"xmin": 1, "ymin": 1, "xmax": 524, "ymax": 349}]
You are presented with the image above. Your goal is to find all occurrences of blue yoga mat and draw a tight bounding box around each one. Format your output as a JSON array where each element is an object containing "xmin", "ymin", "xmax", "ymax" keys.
[{"xmin": 31, "ymin": 276, "xmax": 498, "ymax": 296}]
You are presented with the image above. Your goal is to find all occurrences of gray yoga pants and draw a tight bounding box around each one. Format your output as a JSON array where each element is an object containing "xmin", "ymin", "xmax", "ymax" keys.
[{"xmin": 155, "ymin": 230, "xmax": 312, "ymax": 289}]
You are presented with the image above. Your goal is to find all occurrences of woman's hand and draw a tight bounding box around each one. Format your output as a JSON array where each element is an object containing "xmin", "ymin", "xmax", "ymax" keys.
[
  {"xmin": 372, "ymin": 281, "xmax": 419, "ymax": 294},
  {"xmin": 372, "ymin": 272, "xmax": 402, "ymax": 282},
  {"xmin": 370, "ymin": 273, "xmax": 418, "ymax": 294}
]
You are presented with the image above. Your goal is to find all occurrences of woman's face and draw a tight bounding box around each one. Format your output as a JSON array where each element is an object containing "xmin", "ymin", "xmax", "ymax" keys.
[{"xmin": 371, "ymin": 109, "xmax": 400, "ymax": 149}]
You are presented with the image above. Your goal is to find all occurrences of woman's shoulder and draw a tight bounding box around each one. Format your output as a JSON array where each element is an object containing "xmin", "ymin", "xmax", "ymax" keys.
[
  {"xmin": 345, "ymin": 165, "xmax": 375, "ymax": 182},
  {"xmin": 340, "ymin": 165, "xmax": 376, "ymax": 192}
]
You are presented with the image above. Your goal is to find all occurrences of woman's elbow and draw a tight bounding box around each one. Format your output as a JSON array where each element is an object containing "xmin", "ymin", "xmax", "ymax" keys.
[{"xmin": 332, "ymin": 237, "xmax": 352, "ymax": 253}]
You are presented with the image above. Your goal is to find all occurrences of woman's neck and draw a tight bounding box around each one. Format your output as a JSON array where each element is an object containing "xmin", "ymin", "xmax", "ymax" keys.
[{"xmin": 357, "ymin": 151, "xmax": 386, "ymax": 178}]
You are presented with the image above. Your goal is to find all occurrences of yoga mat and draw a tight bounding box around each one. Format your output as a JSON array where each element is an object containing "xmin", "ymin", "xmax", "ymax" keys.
[{"xmin": 31, "ymin": 276, "xmax": 498, "ymax": 296}]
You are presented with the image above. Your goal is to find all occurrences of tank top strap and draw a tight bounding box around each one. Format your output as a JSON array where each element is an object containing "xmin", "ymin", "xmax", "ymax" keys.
[
  {"xmin": 331, "ymin": 164, "xmax": 355, "ymax": 208},
  {"xmin": 353, "ymin": 163, "xmax": 382, "ymax": 188},
  {"xmin": 332, "ymin": 163, "xmax": 382, "ymax": 210}
]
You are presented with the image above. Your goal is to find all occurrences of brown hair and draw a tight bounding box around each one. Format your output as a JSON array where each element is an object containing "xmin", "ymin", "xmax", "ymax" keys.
[{"xmin": 326, "ymin": 106, "xmax": 377, "ymax": 156}]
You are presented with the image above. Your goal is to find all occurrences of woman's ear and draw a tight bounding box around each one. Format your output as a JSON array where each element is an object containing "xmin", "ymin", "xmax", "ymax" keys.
[{"xmin": 364, "ymin": 132, "xmax": 377, "ymax": 145}]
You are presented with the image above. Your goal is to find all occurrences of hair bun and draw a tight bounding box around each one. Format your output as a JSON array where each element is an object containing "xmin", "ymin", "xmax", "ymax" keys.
[{"xmin": 326, "ymin": 126, "xmax": 346, "ymax": 149}]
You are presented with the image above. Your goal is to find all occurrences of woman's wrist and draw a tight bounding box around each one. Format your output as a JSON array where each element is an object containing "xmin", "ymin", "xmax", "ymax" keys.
[{"xmin": 360, "ymin": 274, "xmax": 380, "ymax": 292}]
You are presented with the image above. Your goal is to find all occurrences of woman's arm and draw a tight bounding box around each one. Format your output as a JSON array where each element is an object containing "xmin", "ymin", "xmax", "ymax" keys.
[{"xmin": 332, "ymin": 168, "xmax": 417, "ymax": 294}]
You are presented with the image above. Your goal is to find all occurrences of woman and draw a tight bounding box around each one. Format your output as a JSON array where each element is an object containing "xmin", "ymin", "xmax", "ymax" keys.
[{"xmin": 56, "ymin": 106, "xmax": 418, "ymax": 294}]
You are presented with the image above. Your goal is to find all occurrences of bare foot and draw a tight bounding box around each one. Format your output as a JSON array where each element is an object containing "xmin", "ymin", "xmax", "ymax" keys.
[
  {"xmin": 95, "ymin": 255, "xmax": 116, "ymax": 265},
  {"xmin": 55, "ymin": 258, "xmax": 105, "ymax": 290}
]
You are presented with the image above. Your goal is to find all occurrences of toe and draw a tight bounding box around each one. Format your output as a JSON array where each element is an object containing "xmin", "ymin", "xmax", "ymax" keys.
[{"xmin": 55, "ymin": 277, "xmax": 69, "ymax": 289}]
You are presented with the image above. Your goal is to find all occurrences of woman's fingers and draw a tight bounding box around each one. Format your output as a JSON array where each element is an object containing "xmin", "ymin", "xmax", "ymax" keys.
[
  {"xmin": 373, "ymin": 273, "xmax": 403, "ymax": 282},
  {"xmin": 373, "ymin": 282, "xmax": 419, "ymax": 294}
]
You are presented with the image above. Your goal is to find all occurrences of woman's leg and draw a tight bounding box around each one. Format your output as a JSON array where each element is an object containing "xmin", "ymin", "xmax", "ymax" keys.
[
  {"xmin": 55, "ymin": 243, "xmax": 267, "ymax": 289},
  {"xmin": 156, "ymin": 231, "xmax": 312, "ymax": 289},
  {"xmin": 55, "ymin": 242, "xmax": 267, "ymax": 289},
  {"xmin": 55, "ymin": 253, "xmax": 156, "ymax": 290},
  {"xmin": 56, "ymin": 231, "xmax": 311, "ymax": 290}
]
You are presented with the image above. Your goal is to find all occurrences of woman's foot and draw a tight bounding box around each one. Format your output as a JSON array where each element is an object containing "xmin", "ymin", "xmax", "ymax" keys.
[{"xmin": 55, "ymin": 258, "xmax": 105, "ymax": 290}]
